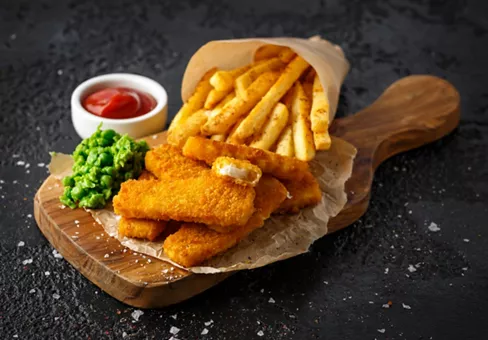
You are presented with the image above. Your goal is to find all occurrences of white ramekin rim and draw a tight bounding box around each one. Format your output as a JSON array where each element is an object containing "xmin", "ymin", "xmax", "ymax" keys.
[{"xmin": 71, "ymin": 73, "xmax": 168, "ymax": 125}]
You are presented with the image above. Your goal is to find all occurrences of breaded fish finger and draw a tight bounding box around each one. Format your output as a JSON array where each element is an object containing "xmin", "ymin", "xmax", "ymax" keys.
[
  {"xmin": 278, "ymin": 171, "xmax": 321, "ymax": 213},
  {"xmin": 145, "ymin": 144, "xmax": 208, "ymax": 180},
  {"xmin": 118, "ymin": 217, "xmax": 167, "ymax": 241},
  {"xmin": 212, "ymin": 156, "xmax": 262, "ymax": 187},
  {"xmin": 183, "ymin": 136, "xmax": 309, "ymax": 181},
  {"xmin": 113, "ymin": 174, "xmax": 256, "ymax": 228},
  {"xmin": 163, "ymin": 175, "xmax": 287, "ymax": 267}
]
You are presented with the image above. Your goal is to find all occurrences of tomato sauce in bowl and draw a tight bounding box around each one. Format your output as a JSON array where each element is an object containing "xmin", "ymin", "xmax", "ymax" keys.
[{"xmin": 83, "ymin": 87, "xmax": 157, "ymax": 119}]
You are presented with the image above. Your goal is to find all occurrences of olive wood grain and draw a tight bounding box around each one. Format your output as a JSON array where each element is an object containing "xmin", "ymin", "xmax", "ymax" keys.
[{"xmin": 34, "ymin": 75, "xmax": 460, "ymax": 308}]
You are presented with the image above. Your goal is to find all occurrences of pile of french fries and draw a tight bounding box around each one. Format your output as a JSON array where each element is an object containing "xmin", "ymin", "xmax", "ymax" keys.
[{"xmin": 167, "ymin": 44, "xmax": 331, "ymax": 161}]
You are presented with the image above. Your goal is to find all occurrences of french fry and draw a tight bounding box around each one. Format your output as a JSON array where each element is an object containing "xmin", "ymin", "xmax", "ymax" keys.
[
  {"xmin": 313, "ymin": 130, "xmax": 332, "ymax": 150},
  {"xmin": 310, "ymin": 74, "xmax": 330, "ymax": 133},
  {"xmin": 211, "ymin": 134, "xmax": 226, "ymax": 142},
  {"xmin": 250, "ymin": 103, "xmax": 289, "ymax": 150},
  {"xmin": 274, "ymin": 125, "xmax": 294, "ymax": 157},
  {"xmin": 207, "ymin": 91, "xmax": 235, "ymax": 118},
  {"xmin": 226, "ymin": 116, "xmax": 245, "ymax": 144},
  {"xmin": 303, "ymin": 81, "xmax": 313, "ymax": 101},
  {"xmin": 233, "ymin": 56, "xmax": 310, "ymax": 143},
  {"xmin": 254, "ymin": 44, "xmax": 286, "ymax": 61},
  {"xmin": 168, "ymin": 68, "xmax": 216, "ymax": 132},
  {"xmin": 291, "ymin": 82, "xmax": 315, "ymax": 161},
  {"xmin": 235, "ymin": 58, "xmax": 284, "ymax": 99},
  {"xmin": 167, "ymin": 109, "xmax": 209, "ymax": 148},
  {"xmin": 278, "ymin": 48, "xmax": 296, "ymax": 63},
  {"xmin": 210, "ymin": 65, "xmax": 251, "ymax": 92},
  {"xmin": 204, "ymin": 89, "xmax": 229, "ymax": 109},
  {"xmin": 202, "ymin": 72, "xmax": 280, "ymax": 136},
  {"xmin": 303, "ymin": 67, "xmax": 316, "ymax": 83}
]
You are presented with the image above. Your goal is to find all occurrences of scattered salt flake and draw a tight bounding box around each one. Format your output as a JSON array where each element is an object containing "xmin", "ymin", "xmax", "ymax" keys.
[
  {"xmin": 407, "ymin": 265, "xmax": 417, "ymax": 273},
  {"xmin": 464, "ymin": 239, "xmax": 470, "ymax": 243},
  {"xmin": 402, "ymin": 303, "xmax": 411, "ymax": 309},
  {"xmin": 54, "ymin": 317, "xmax": 60, "ymax": 321},
  {"xmin": 428, "ymin": 222, "xmax": 440, "ymax": 232},
  {"xmin": 52, "ymin": 249, "xmax": 63, "ymax": 259},
  {"xmin": 16, "ymin": 161, "xmax": 25, "ymax": 166},
  {"xmin": 384, "ymin": 268, "xmax": 389, "ymax": 274},
  {"xmin": 201, "ymin": 328, "xmax": 209, "ymax": 335},
  {"xmin": 13, "ymin": 335, "xmax": 18, "ymax": 338},
  {"xmin": 462, "ymin": 267, "xmax": 468, "ymax": 271},
  {"xmin": 122, "ymin": 332, "xmax": 127, "ymax": 338},
  {"xmin": 170, "ymin": 326, "xmax": 180, "ymax": 335},
  {"xmin": 152, "ymin": 135, "xmax": 158, "ymax": 139},
  {"xmin": 17, "ymin": 241, "xmax": 25, "ymax": 247},
  {"xmin": 147, "ymin": 259, "xmax": 152, "ymax": 263},
  {"xmin": 378, "ymin": 329, "xmax": 385, "ymax": 333},
  {"xmin": 204, "ymin": 320, "xmax": 213, "ymax": 326},
  {"xmin": 25, "ymin": 163, "xmax": 30, "ymax": 168},
  {"xmin": 382, "ymin": 304, "xmax": 390, "ymax": 309},
  {"xmin": 29, "ymin": 288, "xmax": 36, "ymax": 294},
  {"xmin": 257, "ymin": 330, "xmax": 264, "ymax": 337},
  {"xmin": 104, "ymin": 254, "xmax": 109, "ymax": 258},
  {"xmin": 260, "ymin": 289, "xmax": 264, "ymax": 293},
  {"xmin": 96, "ymin": 236, "xmax": 100, "ymax": 240},
  {"xmin": 131, "ymin": 309, "xmax": 144, "ymax": 321},
  {"xmin": 27, "ymin": 214, "xmax": 32, "ymax": 218},
  {"xmin": 22, "ymin": 258, "xmax": 33, "ymax": 265},
  {"xmin": 171, "ymin": 314, "xmax": 177, "ymax": 320},
  {"xmin": 369, "ymin": 301, "xmax": 374, "ymax": 304},
  {"xmin": 268, "ymin": 297, "xmax": 275, "ymax": 304},
  {"xmin": 323, "ymin": 281, "xmax": 328, "ymax": 285},
  {"xmin": 52, "ymin": 293, "xmax": 60, "ymax": 299},
  {"xmin": 45, "ymin": 271, "xmax": 50, "ymax": 276},
  {"xmin": 57, "ymin": 69, "xmax": 63, "ymax": 75},
  {"xmin": 37, "ymin": 163, "xmax": 45, "ymax": 167},
  {"xmin": 60, "ymin": 205, "xmax": 66, "ymax": 209},
  {"xmin": 74, "ymin": 220, "xmax": 80, "ymax": 224}
]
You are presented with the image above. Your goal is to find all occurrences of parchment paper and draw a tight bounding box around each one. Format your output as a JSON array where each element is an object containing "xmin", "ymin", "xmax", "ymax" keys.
[{"xmin": 50, "ymin": 37, "xmax": 356, "ymax": 274}]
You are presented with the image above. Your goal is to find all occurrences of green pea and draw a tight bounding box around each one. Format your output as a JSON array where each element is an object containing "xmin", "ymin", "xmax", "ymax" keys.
[{"xmin": 100, "ymin": 175, "xmax": 112, "ymax": 188}]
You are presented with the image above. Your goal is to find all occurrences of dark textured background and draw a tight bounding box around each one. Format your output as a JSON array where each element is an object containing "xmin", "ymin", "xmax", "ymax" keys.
[{"xmin": 1, "ymin": 0, "xmax": 487, "ymax": 339}]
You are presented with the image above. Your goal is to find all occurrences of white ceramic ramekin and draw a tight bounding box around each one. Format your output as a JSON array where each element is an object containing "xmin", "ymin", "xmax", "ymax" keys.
[{"xmin": 71, "ymin": 73, "xmax": 168, "ymax": 139}]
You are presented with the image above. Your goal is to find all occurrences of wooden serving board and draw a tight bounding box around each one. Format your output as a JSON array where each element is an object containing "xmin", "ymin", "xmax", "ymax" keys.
[{"xmin": 34, "ymin": 75, "xmax": 460, "ymax": 308}]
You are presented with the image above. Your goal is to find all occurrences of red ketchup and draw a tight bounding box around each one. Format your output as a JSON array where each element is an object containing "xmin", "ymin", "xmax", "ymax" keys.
[{"xmin": 83, "ymin": 87, "xmax": 157, "ymax": 119}]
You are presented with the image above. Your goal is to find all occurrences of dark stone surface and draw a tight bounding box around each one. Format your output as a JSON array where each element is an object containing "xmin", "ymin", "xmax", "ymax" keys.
[{"xmin": 1, "ymin": 0, "xmax": 487, "ymax": 339}]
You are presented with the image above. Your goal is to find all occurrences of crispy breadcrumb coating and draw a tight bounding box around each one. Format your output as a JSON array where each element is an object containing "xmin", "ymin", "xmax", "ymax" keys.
[
  {"xmin": 118, "ymin": 217, "xmax": 167, "ymax": 241},
  {"xmin": 278, "ymin": 171, "xmax": 321, "ymax": 213},
  {"xmin": 182, "ymin": 136, "xmax": 309, "ymax": 181},
  {"xmin": 113, "ymin": 173, "xmax": 256, "ymax": 229},
  {"xmin": 163, "ymin": 175, "xmax": 287, "ymax": 267}
]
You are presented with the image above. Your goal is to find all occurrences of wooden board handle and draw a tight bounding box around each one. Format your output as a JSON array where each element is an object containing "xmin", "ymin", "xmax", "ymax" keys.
[{"xmin": 328, "ymin": 75, "xmax": 460, "ymax": 233}]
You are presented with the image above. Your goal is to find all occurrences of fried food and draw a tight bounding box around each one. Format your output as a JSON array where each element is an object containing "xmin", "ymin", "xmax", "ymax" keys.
[
  {"xmin": 249, "ymin": 102, "xmax": 289, "ymax": 150},
  {"xmin": 291, "ymin": 82, "xmax": 315, "ymax": 161},
  {"xmin": 311, "ymin": 74, "xmax": 331, "ymax": 150},
  {"xmin": 183, "ymin": 136, "xmax": 309, "ymax": 181},
  {"xmin": 278, "ymin": 171, "xmax": 321, "ymax": 213},
  {"xmin": 167, "ymin": 109, "xmax": 209, "ymax": 147},
  {"xmin": 138, "ymin": 170, "xmax": 156, "ymax": 180},
  {"xmin": 210, "ymin": 65, "xmax": 251, "ymax": 92},
  {"xmin": 113, "ymin": 173, "xmax": 256, "ymax": 229},
  {"xmin": 118, "ymin": 217, "xmax": 167, "ymax": 241},
  {"xmin": 212, "ymin": 156, "xmax": 262, "ymax": 187},
  {"xmin": 235, "ymin": 58, "xmax": 284, "ymax": 99},
  {"xmin": 274, "ymin": 125, "xmax": 294, "ymax": 157},
  {"xmin": 144, "ymin": 144, "xmax": 208, "ymax": 180},
  {"xmin": 163, "ymin": 175, "xmax": 287, "ymax": 267},
  {"xmin": 232, "ymin": 56, "xmax": 310, "ymax": 143},
  {"xmin": 202, "ymin": 72, "xmax": 280, "ymax": 136},
  {"xmin": 168, "ymin": 68, "xmax": 216, "ymax": 132},
  {"xmin": 254, "ymin": 45, "xmax": 287, "ymax": 61}
]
